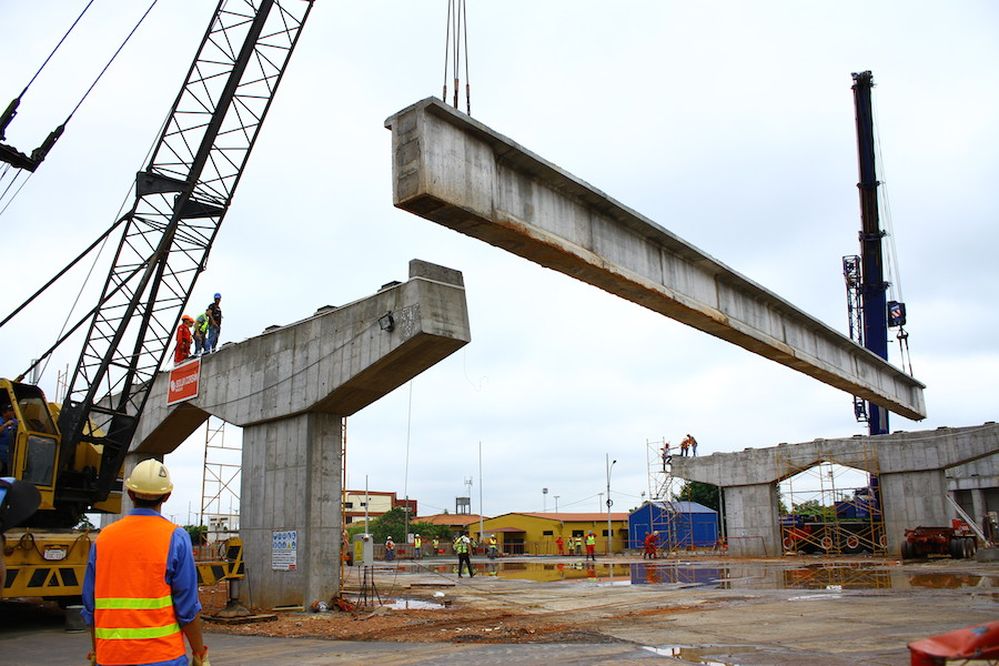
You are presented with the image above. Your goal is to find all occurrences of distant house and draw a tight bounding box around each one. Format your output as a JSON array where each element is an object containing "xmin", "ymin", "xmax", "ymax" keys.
[
  {"xmin": 471, "ymin": 512, "xmax": 629, "ymax": 555},
  {"xmin": 342, "ymin": 490, "xmax": 417, "ymax": 525},
  {"xmin": 628, "ymin": 501, "xmax": 718, "ymax": 550},
  {"xmin": 414, "ymin": 513, "xmax": 488, "ymax": 535}
]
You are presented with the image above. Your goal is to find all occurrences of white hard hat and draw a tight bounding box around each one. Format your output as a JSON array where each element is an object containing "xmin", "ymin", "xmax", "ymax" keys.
[{"xmin": 126, "ymin": 459, "xmax": 174, "ymax": 499}]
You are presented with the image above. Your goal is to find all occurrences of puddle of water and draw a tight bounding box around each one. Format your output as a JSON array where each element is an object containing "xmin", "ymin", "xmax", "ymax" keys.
[
  {"xmin": 384, "ymin": 598, "xmax": 446, "ymax": 610},
  {"xmin": 643, "ymin": 645, "xmax": 738, "ymax": 665},
  {"xmin": 389, "ymin": 560, "xmax": 997, "ymax": 591}
]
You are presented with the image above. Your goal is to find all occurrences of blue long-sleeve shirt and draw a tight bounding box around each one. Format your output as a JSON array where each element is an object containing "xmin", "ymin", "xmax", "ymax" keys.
[{"xmin": 82, "ymin": 509, "xmax": 202, "ymax": 666}]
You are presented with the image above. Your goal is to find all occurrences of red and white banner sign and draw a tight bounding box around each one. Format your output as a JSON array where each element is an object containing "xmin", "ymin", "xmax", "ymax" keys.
[{"xmin": 167, "ymin": 358, "xmax": 201, "ymax": 406}]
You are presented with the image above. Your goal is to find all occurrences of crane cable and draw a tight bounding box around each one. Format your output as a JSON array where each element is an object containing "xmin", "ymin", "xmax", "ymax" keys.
[
  {"xmin": 872, "ymin": 94, "xmax": 914, "ymax": 376},
  {"xmin": 441, "ymin": 0, "xmax": 471, "ymax": 115},
  {"xmin": 16, "ymin": 0, "xmax": 96, "ymax": 103},
  {"xmin": 0, "ymin": 1, "xmax": 158, "ymax": 218}
]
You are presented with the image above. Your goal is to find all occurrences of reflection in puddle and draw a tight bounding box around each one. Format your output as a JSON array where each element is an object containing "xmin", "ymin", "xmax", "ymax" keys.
[
  {"xmin": 395, "ymin": 560, "xmax": 998, "ymax": 591},
  {"xmin": 384, "ymin": 598, "xmax": 446, "ymax": 610},
  {"xmin": 643, "ymin": 645, "xmax": 737, "ymax": 665}
]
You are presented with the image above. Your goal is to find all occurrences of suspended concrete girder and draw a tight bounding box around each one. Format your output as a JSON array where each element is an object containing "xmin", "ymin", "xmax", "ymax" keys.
[
  {"xmin": 385, "ymin": 98, "xmax": 926, "ymax": 421},
  {"xmin": 124, "ymin": 259, "xmax": 470, "ymax": 609}
]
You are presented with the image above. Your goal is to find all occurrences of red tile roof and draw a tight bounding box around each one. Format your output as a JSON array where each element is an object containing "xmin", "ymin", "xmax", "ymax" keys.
[
  {"xmin": 519, "ymin": 512, "xmax": 629, "ymax": 522},
  {"xmin": 414, "ymin": 514, "xmax": 487, "ymax": 526}
]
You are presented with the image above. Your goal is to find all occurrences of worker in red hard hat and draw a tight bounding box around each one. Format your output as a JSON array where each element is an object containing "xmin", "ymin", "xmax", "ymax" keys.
[
  {"xmin": 643, "ymin": 530, "xmax": 659, "ymax": 560},
  {"xmin": 174, "ymin": 315, "xmax": 195, "ymax": 364},
  {"xmin": 82, "ymin": 459, "xmax": 211, "ymax": 666}
]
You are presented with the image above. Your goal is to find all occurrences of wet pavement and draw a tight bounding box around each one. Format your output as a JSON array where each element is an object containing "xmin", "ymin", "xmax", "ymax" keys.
[
  {"xmin": 2, "ymin": 555, "xmax": 995, "ymax": 665},
  {"xmin": 392, "ymin": 557, "xmax": 998, "ymax": 591}
]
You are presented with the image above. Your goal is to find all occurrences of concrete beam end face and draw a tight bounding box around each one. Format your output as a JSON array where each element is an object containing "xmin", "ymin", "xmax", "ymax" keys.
[
  {"xmin": 131, "ymin": 262, "xmax": 471, "ymax": 447},
  {"xmin": 386, "ymin": 97, "xmax": 926, "ymax": 421}
]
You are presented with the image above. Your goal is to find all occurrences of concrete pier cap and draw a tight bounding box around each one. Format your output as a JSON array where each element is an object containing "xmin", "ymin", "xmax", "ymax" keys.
[
  {"xmin": 385, "ymin": 97, "xmax": 926, "ymax": 421},
  {"xmin": 125, "ymin": 259, "xmax": 471, "ymax": 608},
  {"xmin": 673, "ymin": 422, "xmax": 999, "ymax": 556}
]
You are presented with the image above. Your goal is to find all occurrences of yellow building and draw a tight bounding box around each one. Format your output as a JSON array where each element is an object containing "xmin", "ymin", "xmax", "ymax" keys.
[{"xmin": 470, "ymin": 512, "xmax": 629, "ymax": 555}]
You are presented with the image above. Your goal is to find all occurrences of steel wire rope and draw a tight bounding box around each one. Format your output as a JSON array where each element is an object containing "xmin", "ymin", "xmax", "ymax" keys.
[
  {"xmin": 452, "ymin": 1, "xmax": 462, "ymax": 109},
  {"xmin": 461, "ymin": 0, "xmax": 470, "ymax": 115},
  {"xmin": 0, "ymin": 1, "xmax": 158, "ymax": 220},
  {"xmin": 64, "ymin": 0, "xmax": 159, "ymax": 124},
  {"xmin": 14, "ymin": 0, "xmax": 96, "ymax": 100},
  {"xmin": 872, "ymin": 95, "xmax": 914, "ymax": 375},
  {"xmin": 871, "ymin": 95, "xmax": 905, "ymax": 306},
  {"xmin": 441, "ymin": 0, "xmax": 453, "ymax": 103},
  {"xmin": 14, "ymin": 89, "xmax": 174, "ymax": 382}
]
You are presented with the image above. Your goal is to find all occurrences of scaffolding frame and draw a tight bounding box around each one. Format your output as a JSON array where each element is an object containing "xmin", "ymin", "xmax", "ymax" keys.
[
  {"xmin": 199, "ymin": 417, "xmax": 240, "ymax": 544},
  {"xmin": 644, "ymin": 437, "xmax": 698, "ymax": 553},
  {"xmin": 776, "ymin": 442, "xmax": 886, "ymax": 555}
]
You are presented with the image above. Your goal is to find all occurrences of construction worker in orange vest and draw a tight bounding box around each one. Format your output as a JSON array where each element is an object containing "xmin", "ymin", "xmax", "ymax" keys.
[{"xmin": 81, "ymin": 459, "xmax": 210, "ymax": 666}]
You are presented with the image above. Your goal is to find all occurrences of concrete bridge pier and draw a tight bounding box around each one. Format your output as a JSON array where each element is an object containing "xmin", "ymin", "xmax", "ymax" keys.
[
  {"xmin": 879, "ymin": 469, "xmax": 950, "ymax": 552},
  {"xmin": 240, "ymin": 412, "xmax": 344, "ymax": 607},
  {"xmin": 723, "ymin": 483, "xmax": 781, "ymax": 557},
  {"xmin": 122, "ymin": 260, "xmax": 471, "ymax": 608}
]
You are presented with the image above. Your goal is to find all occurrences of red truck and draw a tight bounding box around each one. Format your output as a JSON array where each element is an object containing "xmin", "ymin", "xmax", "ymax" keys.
[{"xmin": 901, "ymin": 519, "xmax": 978, "ymax": 559}]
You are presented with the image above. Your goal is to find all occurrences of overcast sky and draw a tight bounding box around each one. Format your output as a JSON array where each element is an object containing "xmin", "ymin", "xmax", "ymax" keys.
[{"xmin": 1, "ymin": 2, "xmax": 996, "ymax": 524}]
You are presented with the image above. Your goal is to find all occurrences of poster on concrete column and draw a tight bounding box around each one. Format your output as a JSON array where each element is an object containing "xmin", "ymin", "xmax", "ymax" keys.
[{"xmin": 271, "ymin": 530, "xmax": 298, "ymax": 571}]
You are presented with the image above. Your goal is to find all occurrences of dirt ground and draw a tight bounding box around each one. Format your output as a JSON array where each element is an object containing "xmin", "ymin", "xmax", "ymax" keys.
[{"xmin": 200, "ymin": 554, "xmax": 998, "ymax": 664}]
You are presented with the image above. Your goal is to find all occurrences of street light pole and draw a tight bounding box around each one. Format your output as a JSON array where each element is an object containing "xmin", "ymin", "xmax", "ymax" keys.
[{"xmin": 606, "ymin": 453, "xmax": 616, "ymax": 556}]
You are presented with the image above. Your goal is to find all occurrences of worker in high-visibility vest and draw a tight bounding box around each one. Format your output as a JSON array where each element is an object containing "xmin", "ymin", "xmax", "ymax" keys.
[
  {"xmin": 585, "ymin": 531, "xmax": 597, "ymax": 561},
  {"xmin": 413, "ymin": 533, "xmax": 423, "ymax": 559},
  {"xmin": 487, "ymin": 534, "xmax": 498, "ymax": 559},
  {"xmin": 453, "ymin": 531, "xmax": 474, "ymax": 577},
  {"xmin": 82, "ymin": 459, "xmax": 210, "ymax": 666}
]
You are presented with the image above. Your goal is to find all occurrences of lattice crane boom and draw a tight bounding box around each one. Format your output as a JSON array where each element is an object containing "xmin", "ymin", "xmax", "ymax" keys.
[{"xmin": 55, "ymin": 0, "xmax": 313, "ymax": 515}]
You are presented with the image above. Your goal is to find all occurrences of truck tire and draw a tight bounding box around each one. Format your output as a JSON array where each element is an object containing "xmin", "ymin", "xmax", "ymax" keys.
[
  {"xmin": 964, "ymin": 538, "xmax": 975, "ymax": 559},
  {"xmin": 949, "ymin": 537, "xmax": 964, "ymax": 559},
  {"xmin": 900, "ymin": 540, "xmax": 915, "ymax": 559}
]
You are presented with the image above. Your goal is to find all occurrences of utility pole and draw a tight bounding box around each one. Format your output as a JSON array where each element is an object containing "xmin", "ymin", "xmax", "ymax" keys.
[{"xmin": 606, "ymin": 453, "xmax": 616, "ymax": 556}]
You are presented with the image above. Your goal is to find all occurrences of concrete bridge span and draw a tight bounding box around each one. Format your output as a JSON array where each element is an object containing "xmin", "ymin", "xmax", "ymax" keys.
[
  {"xmin": 122, "ymin": 260, "xmax": 471, "ymax": 608},
  {"xmin": 672, "ymin": 422, "xmax": 999, "ymax": 556},
  {"xmin": 385, "ymin": 98, "xmax": 926, "ymax": 421}
]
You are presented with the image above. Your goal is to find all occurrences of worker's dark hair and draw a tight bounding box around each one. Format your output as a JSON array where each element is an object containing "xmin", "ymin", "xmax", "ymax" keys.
[{"xmin": 128, "ymin": 491, "xmax": 169, "ymax": 508}]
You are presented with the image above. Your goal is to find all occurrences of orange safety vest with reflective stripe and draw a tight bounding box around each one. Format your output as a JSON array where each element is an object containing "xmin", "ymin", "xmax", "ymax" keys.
[{"xmin": 93, "ymin": 514, "xmax": 185, "ymax": 665}]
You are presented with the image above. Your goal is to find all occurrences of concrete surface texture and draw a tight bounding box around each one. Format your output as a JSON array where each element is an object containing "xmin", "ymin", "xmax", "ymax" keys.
[
  {"xmin": 385, "ymin": 97, "xmax": 925, "ymax": 421},
  {"xmin": 673, "ymin": 422, "xmax": 999, "ymax": 556},
  {"xmin": 121, "ymin": 260, "xmax": 471, "ymax": 608},
  {"xmin": 3, "ymin": 555, "xmax": 994, "ymax": 665}
]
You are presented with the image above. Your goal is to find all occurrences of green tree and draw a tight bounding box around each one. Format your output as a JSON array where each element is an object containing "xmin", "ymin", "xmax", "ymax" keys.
[
  {"xmin": 184, "ymin": 524, "xmax": 208, "ymax": 545},
  {"xmin": 367, "ymin": 507, "xmax": 408, "ymax": 543},
  {"xmin": 673, "ymin": 480, "xmax": 720, "ymax": 512},
  {"xmin": 790, "ymin": 499, "xmax": 836, "ymax": 521}
]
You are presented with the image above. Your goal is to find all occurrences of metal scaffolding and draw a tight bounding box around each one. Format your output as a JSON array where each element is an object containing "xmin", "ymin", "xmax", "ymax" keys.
[
  {"xmin": 777, "ymin": 442, "xmax": 886, "ymax": 555},
  {"xmin": 199, "ymin": 417, "xmax": 240, "ymax": 543}
]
